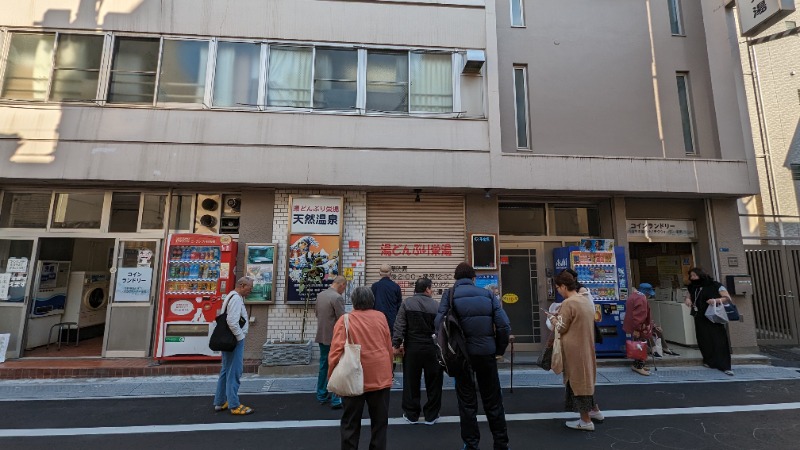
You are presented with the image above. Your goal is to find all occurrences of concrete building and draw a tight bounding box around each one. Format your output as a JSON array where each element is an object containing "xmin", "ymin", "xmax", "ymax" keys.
[{"xmin": 0, "ymin": 1, "xmax": 759, "ymax": 362}]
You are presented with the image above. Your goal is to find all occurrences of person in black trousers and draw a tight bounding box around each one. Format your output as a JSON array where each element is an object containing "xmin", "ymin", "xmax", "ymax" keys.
[
  {"xmin": 684, "ymin": 267, "xmax": 734, "ymax": 376},
  {"xmin": 393, "ymin": 277, "xmax": 443, "ymax": 425},
  {"xmin": 435, "ymin": 263, "xmax": 511, "ymax": 450}
]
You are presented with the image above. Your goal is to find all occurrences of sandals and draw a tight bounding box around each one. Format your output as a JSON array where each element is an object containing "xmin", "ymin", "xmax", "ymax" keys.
[
  {"xmin": 230, "ymin": 404, "xmax": 254, "ymax": 415},
  {"xmin": 214, "ymin": 401, "xmax": 228, "ymax": 412},
  {"xmin": 663, "ymin": 349, "xmax": 680, "ymax": 356}
]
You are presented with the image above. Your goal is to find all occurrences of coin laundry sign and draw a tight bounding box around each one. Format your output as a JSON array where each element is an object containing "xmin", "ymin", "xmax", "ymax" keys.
[{"xmin": 737, "ymin": 0, "xmax": 795, "ymax": 37}]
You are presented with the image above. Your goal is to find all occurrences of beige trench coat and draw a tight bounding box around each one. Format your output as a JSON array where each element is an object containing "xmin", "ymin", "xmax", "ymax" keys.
[{"xmin": 554, "ymin": 292, "xmax": 597, "ymax": 396}]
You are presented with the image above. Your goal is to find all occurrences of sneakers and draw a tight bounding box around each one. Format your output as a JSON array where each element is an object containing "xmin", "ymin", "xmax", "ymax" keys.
[
  {"xmin": 214, "ymin": 401, "xmax": 228, "ymax": 412},
  {"xmin": 632, "ymin": 365, "xmax": 650, "ymax": 376},
  {"xmin": 403, "ymin": 413, "xmax": 420, "ymax": 424},
  {"xmin": 230, "ymin": 404, "xmax": 254, "ymax": 415},
  {"xmin": 424, "ymin": 416, "xmax": 440, "ymax": 425},
  {"xmin": 565, "ymin": 419, "xmax": 595, "ymax": 431},
  {"xmin": 588, "ymin": 409, "xmax": 605, "ymax": 423},
  {"xmin": 724, "ymin": 370, "xmax": 734, "ymax": 376}
]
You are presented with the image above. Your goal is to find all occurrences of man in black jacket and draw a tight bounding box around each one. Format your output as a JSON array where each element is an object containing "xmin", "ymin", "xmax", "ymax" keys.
[
  {"xmin": 435, "ymin": 263, "xmax": 511, "ymax": 450},
  {"xmin": 393, "ymin": 277, "xmax": 443, "ymax": 425}
]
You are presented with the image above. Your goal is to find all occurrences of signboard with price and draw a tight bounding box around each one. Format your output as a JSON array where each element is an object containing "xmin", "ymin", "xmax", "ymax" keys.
[{"xmin": 471, "ymin": 234, "xmax": 497, "ymax": 270}]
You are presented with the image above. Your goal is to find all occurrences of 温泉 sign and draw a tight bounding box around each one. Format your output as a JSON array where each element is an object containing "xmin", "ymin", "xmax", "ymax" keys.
[{"xmin": 737, "ymin": 0, "xmax": 796, "ymax": 37}]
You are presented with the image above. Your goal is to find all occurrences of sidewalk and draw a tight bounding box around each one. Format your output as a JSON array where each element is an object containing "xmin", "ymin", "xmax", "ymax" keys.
[{"xmin": 0, "ymin": 364, "xmax": 797, "ymax": 401}]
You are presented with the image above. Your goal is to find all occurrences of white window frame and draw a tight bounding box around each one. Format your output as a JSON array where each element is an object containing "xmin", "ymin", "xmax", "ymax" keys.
[
  {"xmin": 208, "ymin": 38, "xmax": 265, "ymax": 110},
  {"xmin": 510, "ymin": 0, "xmax": 525, "ymax": 28},
  {"xmin": 512, "ymin": 65, "xmax": 530, "ymax": 150},
  {"xmin": 104, "ymin": 33, "xmax": 163, "ymax": 107},
  {"xmin": 668, "ymin": 0, "xmax": 685, "ymax": 36},
  {"xmin": 676, "ymin": 72, "xmax": 697, "ymax": 155},
  {"xmin": 155, "ymin": 36, "xmax": 213, "ymax": 109}
]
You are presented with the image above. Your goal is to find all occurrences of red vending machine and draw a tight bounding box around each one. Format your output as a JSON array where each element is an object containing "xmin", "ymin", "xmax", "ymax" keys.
[{"xmin": 154, "ymin": 233, "xmax": 238, "ymax": 360}]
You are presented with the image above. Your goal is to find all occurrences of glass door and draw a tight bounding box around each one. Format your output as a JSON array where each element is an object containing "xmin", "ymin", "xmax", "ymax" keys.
[
  {"xmin": 103, "ymin": 239, "xmax": 161, "ymax": 357},
  {"xmin": 499, "ymin": 243, "xmax": 546, "ymax": 351},
  {"xmin": 0, "ymin": 238, "xmax": 38, "ymax": 359}
]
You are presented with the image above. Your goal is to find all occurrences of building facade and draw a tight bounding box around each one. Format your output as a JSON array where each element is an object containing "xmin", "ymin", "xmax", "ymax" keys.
[{"xmin": 0, "ymin": 0, "xmax": 759, "ymax": 361}]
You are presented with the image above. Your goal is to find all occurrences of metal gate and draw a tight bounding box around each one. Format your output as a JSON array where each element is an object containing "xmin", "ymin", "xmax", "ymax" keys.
[{"xmin": 745, "ymin": 246, "xmax": 800, "ymax": 345}]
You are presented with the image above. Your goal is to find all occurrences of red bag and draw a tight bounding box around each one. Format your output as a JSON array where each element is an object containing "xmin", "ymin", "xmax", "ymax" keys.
[{"xmin": 626, "ymin": 340, "xmax": 648, "ymax": 360}]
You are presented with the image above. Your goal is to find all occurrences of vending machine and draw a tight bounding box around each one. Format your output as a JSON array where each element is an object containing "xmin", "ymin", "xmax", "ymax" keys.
[
  {"xmin": 154, "ymin": 234, "xmax": 238, "ymax": 360},
  {"xmin": 553, "ymin": 242, "xmax": 628, "ymax": 357}
]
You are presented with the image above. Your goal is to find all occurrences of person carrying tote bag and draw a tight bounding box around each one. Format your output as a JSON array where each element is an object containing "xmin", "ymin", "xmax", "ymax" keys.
[{"xmin": 327, "ymin": 314, "xmax": 364, "ymax": 397}]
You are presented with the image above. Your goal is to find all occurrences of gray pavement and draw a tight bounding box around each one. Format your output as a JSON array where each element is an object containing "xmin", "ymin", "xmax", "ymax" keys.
[{"xmin": 1, "ymin": 364, "xmax": 798, "ymax": 401}]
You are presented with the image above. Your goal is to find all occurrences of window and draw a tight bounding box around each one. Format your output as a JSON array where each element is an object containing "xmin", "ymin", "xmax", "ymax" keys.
[
  {"xmin": 213, "ymin": 42, "xmax": 261, "ymax": 108},
  {"xmin": 267, "ymin": 46, "xmax": 312, "ymax": 108},
  {"xmin": 1, "ymin": 33, "xmax": 55, "ymax": 100},
  {"xmin": 668, "ymin": 0, "xmax": 684, "ymax": 35},
  {"xmin": 51, "ymin": 192, "xmax": 104, "ymax": 229},
  {"xmin": 510, "ymin": 0, "xmax": 525, "ymax": 27},
  {"xmin": 0, "ymin": 192, "xmax": 52, "ymax": 228},
  {"xmin": 410, "ymin": 52, "xmax": 452, "ymax": 113},
  {"xmin": 513, "ymin": 66, "xmax": 529, "ymax": 149},
  {"xmin": 548, "ymin": 205, "xmax": 600, "ymax": 237},
  {"xmin": 141, "ymin": 194, "xmax": 167, "ymax": 229},
  {"xmin": 366, "ymin": 51, "xmax": 408, "ymax": 113},
  {"xmin": 107, "ymin": 37, "xmax": 160, "ymax": 104},
  {"xmin": 314, "ymin": 48, "xmax": 358, "ymax": 110},
  {"xmin": 157, "ymin": 39, "xmax": 209, "ymax": 104},
  {"xmin": 109, "ymin": 192, "xmax": 141, "ymax": 232},
  {"xmin": 499, "ymin": 203, "xmax": 546, "ymax": 235},
  {"xmin": 168, "ymin": 194, "xmax": 194, "ymax": 231},
  {"xmin": 50, "ymin": 34, "xmax": 104, "ymax": 102},
  {"xmin": 676, "ymin": 73, "xmax": 696, "ymax": 154}
]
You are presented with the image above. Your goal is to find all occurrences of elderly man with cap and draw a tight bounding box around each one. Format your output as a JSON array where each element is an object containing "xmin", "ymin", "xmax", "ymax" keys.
[{"xmin": 371, "ymin": 264, "xmax": 403, "ymax": 333}]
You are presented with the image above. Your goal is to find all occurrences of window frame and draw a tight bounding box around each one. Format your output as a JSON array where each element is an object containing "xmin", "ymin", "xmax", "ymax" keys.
[
  {"xmin": 155, "ymin": 37, "xmax": 213, "ymax": 108},
  {"xmin": 510, "ymin": 0, "xmax": 526, "ymax": 28},
  {"xmin": 668, "ymin": 0, "xmax": 685, "ymax": 36},
  {"xmin": 105, "ymin": 33, "xmax": 163, "ymax": 107},
  {"xmin": 676, "ymin": 72, "xmax": 697, "ymax": 155},
  {"xmin": 311, "ymin": 45, "xmax": 361, "ymax": 113},
  {"xmin": 209, "ymin": 38, "xmax": 265, "ymax": 110},
  {"xmin": 0, "ymin": 190, "xmax": 55, "ymax": 229},
  {"xmin": 407, "ymin": 49, "xmax": 456, "ymax": 116},
  {"xmin": 512, "ymin": 65, "xmax": 530, "ymax": 150},
  {"xmin": 364, "ymin": 49, "xmax": 410, "ymax": 114}
]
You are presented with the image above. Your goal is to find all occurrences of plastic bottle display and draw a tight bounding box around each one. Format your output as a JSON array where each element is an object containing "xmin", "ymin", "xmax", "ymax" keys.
[{"xmin": 167, "ymin": 245, "xmax": 222, "ymax": 294}]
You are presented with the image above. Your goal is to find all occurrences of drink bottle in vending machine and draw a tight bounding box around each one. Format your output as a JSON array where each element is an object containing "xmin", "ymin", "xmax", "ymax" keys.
[{"xmin": 154, "ymin": 233, "xmax": 238, "ymax": 360}]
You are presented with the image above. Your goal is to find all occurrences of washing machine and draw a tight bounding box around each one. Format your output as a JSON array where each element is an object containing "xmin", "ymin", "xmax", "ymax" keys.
[{"xmin": 64, "ymin": 272, "xmax": 110, "ymax": 328}]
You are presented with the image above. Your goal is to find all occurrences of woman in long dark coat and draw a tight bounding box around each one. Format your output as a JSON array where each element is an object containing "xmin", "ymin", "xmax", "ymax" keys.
[{"xmin": 683, "ymin": 267, "xmax": 734, "ymax": 376}]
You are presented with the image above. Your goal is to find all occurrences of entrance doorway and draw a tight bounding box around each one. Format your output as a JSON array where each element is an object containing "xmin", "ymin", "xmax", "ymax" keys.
[
  {"xmin": 628, "ymin": 242, "xmax": 695, "ymax": 294},
  {"xmin": 500, "ymin": 245, "xmax": 545, "ymax": 350},
  {"xmin": 22, "ymin": 237, "xmax": 115, "ymax": 357}
]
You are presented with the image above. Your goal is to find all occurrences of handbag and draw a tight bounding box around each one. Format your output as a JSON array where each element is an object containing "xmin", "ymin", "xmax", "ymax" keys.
[
  {"xmin": 537, "ymin": 334, "xmax": 554, "ymax": 371},
  {"xmin": 327, "ymin": 314, "xmax": 364, "ymax": 397},
  {"xmin": 705, "ymin": 302, "xmax": 729, "ymax": 324},
  {"xmin": 626, "ymin": 340, "xmax": 648, "ymax": 360},
  {"xmin": 550, "ymin": 316, "xmax": 565, "ymax": 374},
  {"xmin": 724, "ymin": 301, "xmax": 740, "ymax": 322},
  {"xmin": 209, "ymin": 292, "xmax": 240, "ymax": 352}
]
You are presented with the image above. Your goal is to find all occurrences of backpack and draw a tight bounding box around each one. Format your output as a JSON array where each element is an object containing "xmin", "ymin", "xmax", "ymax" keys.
[{"xmin": 434, "ymin": 287, "xmax": 471, "ymax": 378}]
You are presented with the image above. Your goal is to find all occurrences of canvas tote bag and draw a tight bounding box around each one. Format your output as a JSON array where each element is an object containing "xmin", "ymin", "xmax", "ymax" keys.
[{"xmin": 327, "ymin": 314, "xmax": 364, "ymax": 397}]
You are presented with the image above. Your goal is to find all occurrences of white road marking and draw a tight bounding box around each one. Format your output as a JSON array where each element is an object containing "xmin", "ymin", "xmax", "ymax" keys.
[{"xmin": 1, "ymin": 402, "xmax": 800, "ymax": 438}]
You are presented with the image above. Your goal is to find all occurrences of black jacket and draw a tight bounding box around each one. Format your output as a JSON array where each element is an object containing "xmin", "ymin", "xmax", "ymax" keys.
[
  {"xmin": 435, "ymin": 278, "xmax": 511, "ymax": 356},
  {"xmin": 371, "ymin": 277, "xmax": 403, "ymax": 331},
  {"xmin": 392, "ymin": 293, "xmax": 438, "ymax": 349}
]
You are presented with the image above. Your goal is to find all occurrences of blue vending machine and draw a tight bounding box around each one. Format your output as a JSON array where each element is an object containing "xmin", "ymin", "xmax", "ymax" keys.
[{"xmin": 553, "ymin": 242, "xmax": 628, "ymax": 357}]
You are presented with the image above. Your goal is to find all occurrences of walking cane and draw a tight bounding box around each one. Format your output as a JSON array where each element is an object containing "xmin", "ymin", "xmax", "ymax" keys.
[{"xmin": 509, "ymin": 339, "xmax": 514, "ymax": 394}]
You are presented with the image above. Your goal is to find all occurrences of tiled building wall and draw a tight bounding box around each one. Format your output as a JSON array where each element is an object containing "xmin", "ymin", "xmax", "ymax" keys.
[{"xmin": 265, "ymin": 190, "xmax": 367, "ymax": 349}]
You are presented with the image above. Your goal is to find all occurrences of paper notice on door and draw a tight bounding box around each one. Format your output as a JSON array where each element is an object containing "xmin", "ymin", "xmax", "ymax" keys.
[
  {"xmin": 0, "ymin": 273, "xmax": 11, "ymax": 300},
  {"xmin": 0, "ymin": 333, "xmax": 9, "ymax": 363},
  {"xmin": 220, "ymin": 263, "xmax": 230, "ymax": 279}
]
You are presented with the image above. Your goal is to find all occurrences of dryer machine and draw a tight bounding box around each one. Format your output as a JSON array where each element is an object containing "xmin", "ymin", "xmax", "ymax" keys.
[{"xmin": 64, "ymin": 272, "xmax": 110, "ymax": 328}]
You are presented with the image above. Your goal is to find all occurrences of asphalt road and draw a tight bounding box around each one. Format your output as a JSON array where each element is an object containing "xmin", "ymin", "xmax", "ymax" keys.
[{"xmin": 2, "ymin": 380, "xmax": 800, "ymax": 450}]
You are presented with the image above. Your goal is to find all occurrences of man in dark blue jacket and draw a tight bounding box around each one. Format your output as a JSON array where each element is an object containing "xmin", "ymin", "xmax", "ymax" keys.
[
  {"xmin": 436, "ymin": 262, "xmax": 511, "ymax": 450},
  {"xmin": 371, "ymin": 264, "xmax": 403, "ymax": 332}
]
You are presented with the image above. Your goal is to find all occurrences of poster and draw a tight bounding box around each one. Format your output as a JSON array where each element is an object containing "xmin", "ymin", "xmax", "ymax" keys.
[
  {"xmin": 114, "ymin": 267, "xmax": 153, "ymax": 302},
  {"xmin": 0, "ymin": 273, "xmax": 11, "ymax": 300},
  {"xmin": 0, "ymin": 333, "xmax": 9, "ymax": 363},
  {"xmin": 245, "ymin": 244, "xmax": 275, "ymax": 303},
  {"xmin": 286, "ymin": 234, "xmax": 341, "ymax": 303},
  {"xmin": 6, "ymin": 257, "xmax": 28, "ymax": 273},
  {"xmin": 39, "ymin": 262, "xmax": 58, "ymax": 289}
]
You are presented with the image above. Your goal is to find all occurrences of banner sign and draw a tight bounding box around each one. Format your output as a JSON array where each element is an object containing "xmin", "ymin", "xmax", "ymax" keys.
[
  {"xmin": 737, "ymin": 0, "xmax": 795, "ymax": 36},
  {"xmin": 289, "ymin": 196, "xmax": 342, "ymax": 234},
  {"xmin": 627, "ymin": 219, "xmax": 696, "ymax": 240}
]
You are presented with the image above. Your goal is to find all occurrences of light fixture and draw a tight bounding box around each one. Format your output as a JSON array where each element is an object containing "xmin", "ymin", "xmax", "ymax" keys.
[
  {"xmin": 484, "ymin": 188, "xmax": 491, "ymax": 199},
  {"xmin": 414, "ymin": 189, "xmax": 421, "ymax": 202}
]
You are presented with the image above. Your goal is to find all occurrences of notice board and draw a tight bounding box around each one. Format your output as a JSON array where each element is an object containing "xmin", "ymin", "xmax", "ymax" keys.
[{"xmin": 471, "ymin": 234, "xmax": 497, "ymax": 270}]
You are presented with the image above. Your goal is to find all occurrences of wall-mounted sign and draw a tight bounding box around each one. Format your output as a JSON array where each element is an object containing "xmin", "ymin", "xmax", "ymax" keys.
[
  {"xmin": 379, "ymin": 243, "xmax": 453, "ymax": 257},
  {"xmin": 471, "ymin": 234, "xmax": 497, "ymax": 270},
  {"xmin": 289, "ymin": 196, "xmax": 342, "ymax": 234},
  {"xmin": 737, "ymin": 0, "xmax": 795, "ymax": 37},
  {"xmin": 245, "ymin": 243, "xmax": 276, "ymax": 304},
  {"xmin": 627, "ymin": 219, "xmax": 696, "ymax": 240}
]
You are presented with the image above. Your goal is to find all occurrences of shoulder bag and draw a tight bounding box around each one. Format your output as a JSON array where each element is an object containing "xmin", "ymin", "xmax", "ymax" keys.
[
  {"xmin": 551, "ymin": 316, "xmax": 565, "ymax": 375},
  {"xmin": 327, "ymin": 314, "xmax": 364, "ymax": 397},
  {"xmin": 208, "ymin": 292, "xmax": 244, "ymax": 352}
]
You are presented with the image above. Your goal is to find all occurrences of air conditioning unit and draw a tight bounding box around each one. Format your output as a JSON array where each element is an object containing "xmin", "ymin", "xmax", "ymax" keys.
[
  {"xmin": 220, "ymin": 194, "xmax": 241, "ymax": 235},
  {"xmin": 462, "ymin": 49, "xmax": 485, "ymax": 74},
  {"xmin": 194, "ymin": 194, "xmax": 221, "ymax": 234}
]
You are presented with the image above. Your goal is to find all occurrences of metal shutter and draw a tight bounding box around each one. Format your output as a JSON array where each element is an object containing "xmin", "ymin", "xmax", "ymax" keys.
[{"xmin": 366, "ymin": 193, "xmax": 465, "ymax": 297}]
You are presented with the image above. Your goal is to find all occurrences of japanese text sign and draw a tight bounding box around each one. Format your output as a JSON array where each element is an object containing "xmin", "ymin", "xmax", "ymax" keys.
[
  {"xmin": 289, "ymin": 196, "xmax": 343, "ymax": 235},
  {"xmin": 737, "ymin": 0, "xmax": 795, "ymax": 36},
  {"xmin": 627, "ymin": 219, "xmax": 696, "ymax": 240},
  {"xmin": 114, "ymin": 267, "xmax": 153, "ymax": 302}
]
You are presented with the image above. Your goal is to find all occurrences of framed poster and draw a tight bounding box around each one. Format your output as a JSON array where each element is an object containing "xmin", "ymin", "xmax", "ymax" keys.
[
  {"xmin": 470, "ymin": 234, "xmax": 497, "ymax": 270},
  {"xmin": 286, "ymin": 195, "xmax": 344, "ymax": 304},
  {"xmin": 245, "ymin": 243, "xmax": 276, "ymax": 304}
]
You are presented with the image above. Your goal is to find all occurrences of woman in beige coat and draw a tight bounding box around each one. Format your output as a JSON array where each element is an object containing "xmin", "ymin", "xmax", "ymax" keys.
[{"xmin": 549, "ymin": 270, "xmax": 603, "ymax": 431}]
